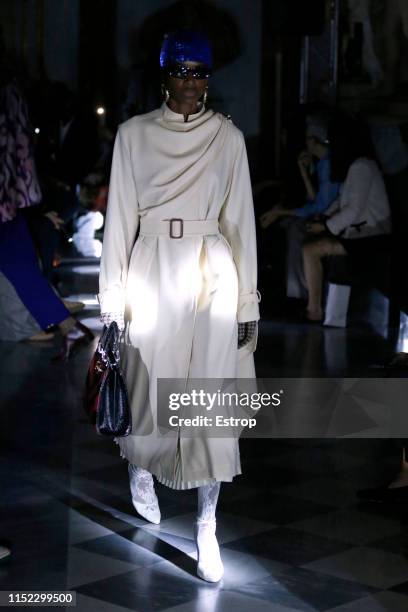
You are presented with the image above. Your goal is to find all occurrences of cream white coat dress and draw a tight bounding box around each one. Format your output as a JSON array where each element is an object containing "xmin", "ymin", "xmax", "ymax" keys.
[{"xmin": 98, "ymin": 102, "xmax": 260, "ymax": 489}]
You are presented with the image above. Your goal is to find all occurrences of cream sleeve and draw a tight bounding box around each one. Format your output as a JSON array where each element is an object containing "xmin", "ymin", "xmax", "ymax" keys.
[
  {"xmin": 219, "ymin": 130, "xmax": 260, "ymax": 323},
  {"xmin": 98, "ymin": 126, "xmax": 139, "ymax": 314}
]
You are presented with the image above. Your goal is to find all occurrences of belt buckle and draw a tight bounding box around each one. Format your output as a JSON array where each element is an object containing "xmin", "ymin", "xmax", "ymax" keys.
[{"xmin": 169, "ymin": 218, "xmax": 183, "ymax": 239}]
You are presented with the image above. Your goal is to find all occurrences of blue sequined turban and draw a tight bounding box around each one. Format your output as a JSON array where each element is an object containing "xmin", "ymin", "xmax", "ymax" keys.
[{"xmin": 159, "ymin": 29, "xmax": 213, "ymax": 71}]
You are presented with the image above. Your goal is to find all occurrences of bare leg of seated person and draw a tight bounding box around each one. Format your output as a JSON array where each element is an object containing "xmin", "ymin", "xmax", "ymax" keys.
[{"xmin": 302, "ymin": 237, "xmax": 347, "ymax": 321}]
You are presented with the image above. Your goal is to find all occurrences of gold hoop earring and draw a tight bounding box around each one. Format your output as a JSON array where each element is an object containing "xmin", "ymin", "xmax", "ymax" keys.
[
  {"xmin": 203, "ymin": 87, "xmax": 208, "ymax": 105},
  {"xmin": 161, "ymin": 84, "xmax": 170, "ymax": 102}
]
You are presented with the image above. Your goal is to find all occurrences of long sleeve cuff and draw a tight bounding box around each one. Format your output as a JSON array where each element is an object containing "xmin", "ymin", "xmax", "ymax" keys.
[
  {"xmin": 97, "ymin": 287, "xmax": 126, "ymax": 315},
  {"xmin": 237, "ymin": 290, "xmax": 261, "ymax": 323}
]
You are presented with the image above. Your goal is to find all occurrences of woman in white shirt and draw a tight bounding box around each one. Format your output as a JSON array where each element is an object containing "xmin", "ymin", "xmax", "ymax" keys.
[{"xmin": 302, "ymin": 116, "xmax": 391, "ymax": 322}]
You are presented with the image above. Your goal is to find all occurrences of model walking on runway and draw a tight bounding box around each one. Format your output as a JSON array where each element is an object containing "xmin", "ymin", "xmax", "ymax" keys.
[{"xmin": 99, "ymin": 29, "xmax": 260, "ymax": 582}]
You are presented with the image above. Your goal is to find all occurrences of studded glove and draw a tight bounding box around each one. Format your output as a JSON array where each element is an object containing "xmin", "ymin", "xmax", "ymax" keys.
[
  {"xmin": 100, "ymin": 311, "xmax": 125, "ymax": 332},
  {"xmin": 238, "ymin": 321, "xmax": 257, "ymax": 348}
]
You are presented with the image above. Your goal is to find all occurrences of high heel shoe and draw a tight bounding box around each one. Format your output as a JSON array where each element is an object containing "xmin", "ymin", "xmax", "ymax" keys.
[
  {"xmin": 52, "ymin": 321, "xmax": 94, "ymax": 361},
  {"xmin": 62, "ymin": 299, "xmax": 85, "ymax": 315},
  {"xmin": 128, "ymin": 464, "xmax": 161, "ymax": 524},
  {"xmin": 303, "ymin": 309, "xmax": 323, "ymax": 324},
  {"xmin": 75, "ymin": 320, "xmax": 95, "ymax": 342},
  {"xmin": 195, "ymin": 520, "xmax": 224, "ymax": 582}
]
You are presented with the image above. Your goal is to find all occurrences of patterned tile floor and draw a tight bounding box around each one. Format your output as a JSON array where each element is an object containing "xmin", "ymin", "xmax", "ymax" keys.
[{"xmin": 0, "ymin": 257, "xmax": 407, "ymax": 611}]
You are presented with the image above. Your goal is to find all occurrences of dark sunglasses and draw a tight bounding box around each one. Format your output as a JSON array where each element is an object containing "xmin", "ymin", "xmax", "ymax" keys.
[{"xmin": 164, "ymin": 62, "xmax": 212, "ymax": 80}]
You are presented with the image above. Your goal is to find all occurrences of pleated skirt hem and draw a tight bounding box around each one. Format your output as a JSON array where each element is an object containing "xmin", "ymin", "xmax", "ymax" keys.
[{"xmin": 114, "ymin": 437, "xmax": 240, "ymax": 490}]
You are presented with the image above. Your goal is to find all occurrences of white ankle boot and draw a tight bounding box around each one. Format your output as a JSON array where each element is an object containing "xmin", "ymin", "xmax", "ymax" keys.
[
  {"xmin": 128, "ymin": 464, "xmax": 161, "ymax": 524},
  {"xmin": 194, "ymin": 520, "xmax": 224, "ymax": 582}
]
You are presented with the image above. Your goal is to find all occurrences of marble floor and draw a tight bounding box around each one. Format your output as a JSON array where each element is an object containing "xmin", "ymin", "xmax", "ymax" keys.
[{"xmin": 0, "ymin": 256, "xmax": 408, "ymax": 612}]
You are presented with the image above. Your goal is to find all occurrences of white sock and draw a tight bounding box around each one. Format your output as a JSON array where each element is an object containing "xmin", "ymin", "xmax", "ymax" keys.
[
  {"xmin": 195, "ymin": 482, "xmax": 223, "ymax": 582},
  {"xmin": 128, "ymin": 464, "xmax": 161, "ymax": 524}
]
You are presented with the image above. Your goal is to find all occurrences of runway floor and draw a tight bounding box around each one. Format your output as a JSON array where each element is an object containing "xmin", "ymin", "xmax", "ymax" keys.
[{"xmin": 1, "ymin": 256, "xmax": 408, "ymax": 611}]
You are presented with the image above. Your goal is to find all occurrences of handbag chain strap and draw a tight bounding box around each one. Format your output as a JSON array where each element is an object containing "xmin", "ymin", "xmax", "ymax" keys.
[{"xmin": 98, "ymin": 337, "xmax": 120, "ymax": 369}]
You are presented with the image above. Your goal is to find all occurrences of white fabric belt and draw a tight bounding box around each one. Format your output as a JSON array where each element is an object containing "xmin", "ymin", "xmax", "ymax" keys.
[{"xmin": 139, "ymin": 218, "xmax": 219, "ymax": 238}]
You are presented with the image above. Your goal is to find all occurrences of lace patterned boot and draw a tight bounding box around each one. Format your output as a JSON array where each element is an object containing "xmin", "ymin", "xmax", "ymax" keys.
[
  {"xmin": 128, "ymin": 464, "xmax": 161, "ymax": 524},
  {"xmin": 194, "ymin": 520, "xmax": 224, "ymax": 582}
]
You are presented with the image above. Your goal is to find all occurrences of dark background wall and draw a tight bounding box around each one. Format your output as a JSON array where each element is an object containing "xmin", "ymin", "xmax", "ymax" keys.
[
  {"xmin": 0, "ymin": 0, "xmax": 262, "ymax": 136},
  {"xmin": 0, "ymin": 0, "xmax": 334, "ymax": 181},
  {"xmin": 0, "ymin": 0, "xmax": 79, "ymax": 88},
  {"xmin": 13, "ymin": 0, "xmax": 408, "ymax": 184}
]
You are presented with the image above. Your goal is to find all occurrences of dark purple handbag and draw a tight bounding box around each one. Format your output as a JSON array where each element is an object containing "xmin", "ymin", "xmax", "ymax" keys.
[{"xmin": 84, "ymin": 321, "xmax": 132, "ymax": 437}]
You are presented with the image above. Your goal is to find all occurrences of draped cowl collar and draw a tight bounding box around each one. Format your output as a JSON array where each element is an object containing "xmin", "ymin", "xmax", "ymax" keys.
[{"xmin": 159, "ymin": 101, "xmax": 214, "ymax": 132}]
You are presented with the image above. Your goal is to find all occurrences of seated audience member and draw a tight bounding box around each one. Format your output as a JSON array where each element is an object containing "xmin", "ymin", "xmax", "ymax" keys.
[
  {"xmin": 302, "ymin": 115, "xmax": 391, "ymax": 322},
  {"xmin": 27, "ymin": 82, "xmax": 100, "ymax": 283},
  {"xmin": 0, "ymin": 74, "xmax": 93, "ymax": 357},
  {"xmin": 260, "ymin": 114, "xmax": 340, "ymax": 300}
]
